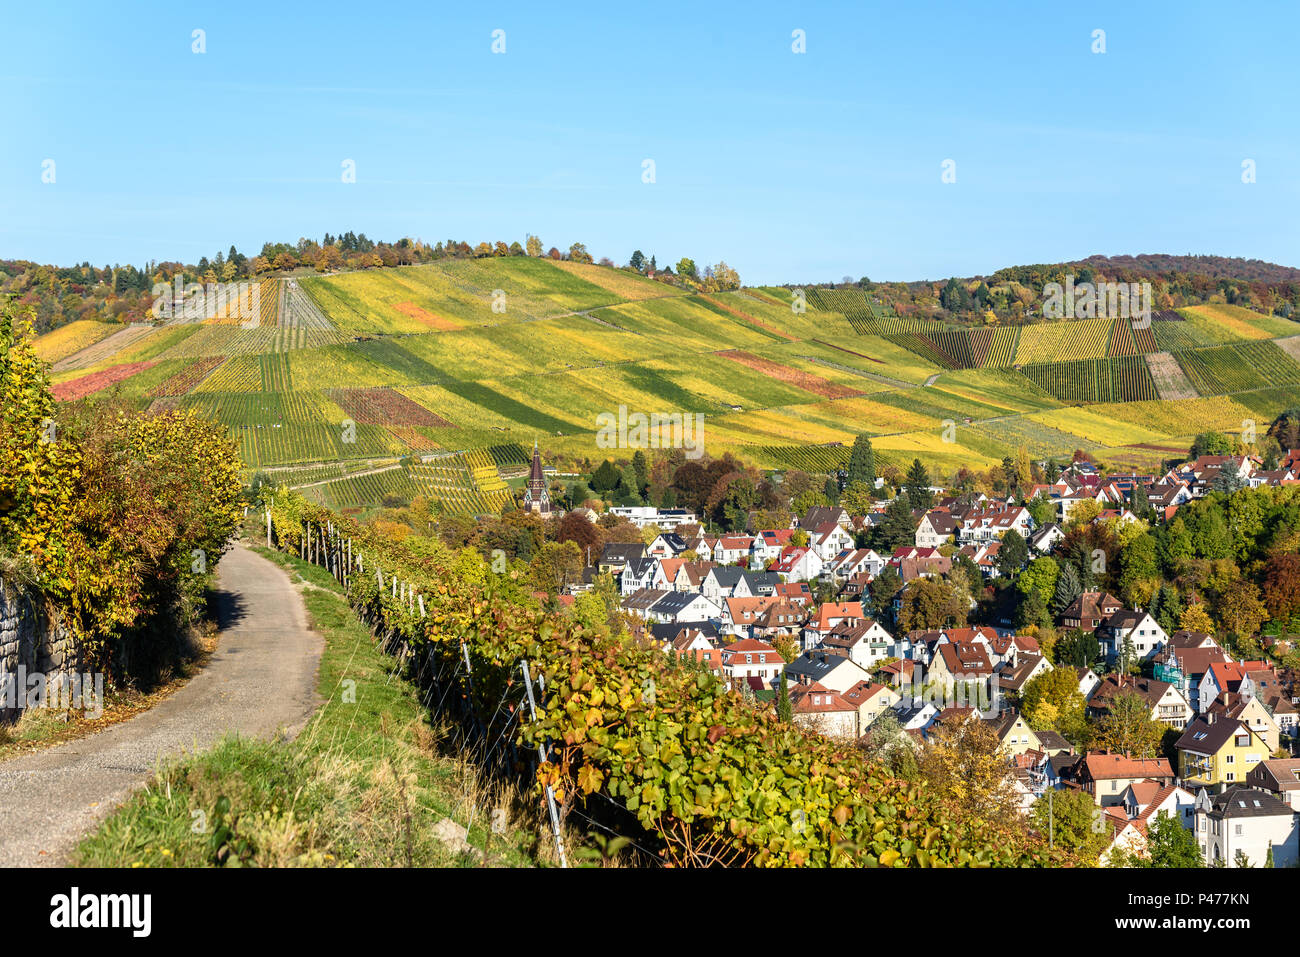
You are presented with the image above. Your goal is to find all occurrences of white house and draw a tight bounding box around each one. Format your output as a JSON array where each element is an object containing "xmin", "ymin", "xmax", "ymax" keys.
[
  {"xmin": 609, "ymin": 506, "xmax": 698, "ymax": 529},
  {"xmin": 915, "ymin": 511, "xmax": 957, "ymax": 548},
  {"xmin": 789, "ymin": 681, "xmax": 860, "ymax": 740},
  {"xmin": 702, "ymin": 566, "xmax": 753, "ymax": 603},
  {"xmin": 1029, "ymin": 523, "xmax": 1065, "ymax": 554},
  {"xmin": 714, "ymin": 536, "xmax": 755, "ymax": 565},
  {"xmin": 620, "ymin": 556, "xmax": 659, "ymax": 595},
  {"xmin": 824, "ymin": 547, "xmax": 884, "ymax": 582},
  {"xmin": 1076, "ymin": 667, "xmax": 1102, "ymax": 701},
  {"xmin": 646, "ymin": 591, "xmax": 720, "ymax": 625},
  {"xmin": 784, "ymin": 649, "xmax": 873, "ymax": 694},
  {"xmin": 1194, "ymin": 786, "xmax": 1300, "ymax": 868},
  {"xmin": 956, "ymin": 505, "xmax": 1033, "ymax": 545},
  {"xmin": 720, "ymin": 638, "xmax": 785, "ymax": 685},
  {"xmin": 817, "ymin": 618, "xmax": 893, "ymax": 670},
  {"xmin": 750, "ymin": 530, "xmax": 795, "ymax": 566},
  {"xmin": 646, "ymin": 533, "xmax": 689, "ymax": 559},
  {"xmin": 806, "ymin": 521, "xmax": 855, "ymax": 561},
  {"xmin": 1099, "ymin": 610, "xmax": 1168, "ymax": 665},
  {"xmin": 772, "ymin": 546, "xmax": 823, "ymax": 582}
]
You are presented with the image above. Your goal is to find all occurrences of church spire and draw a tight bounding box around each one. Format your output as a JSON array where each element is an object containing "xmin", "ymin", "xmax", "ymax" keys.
[{"xmin": 524, "ymin": 440, "xmax": 551, "ymax": 514}]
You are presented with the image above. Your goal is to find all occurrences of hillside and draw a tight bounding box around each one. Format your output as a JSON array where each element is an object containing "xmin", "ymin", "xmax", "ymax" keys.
[{"xmin": 36, "ymin": 257, "xmax": 1300, "ymax": 514}]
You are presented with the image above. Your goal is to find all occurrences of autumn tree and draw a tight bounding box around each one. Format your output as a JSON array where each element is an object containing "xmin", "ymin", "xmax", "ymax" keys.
[
  {"xmin": 1095, "ymin": 689, "xmax": 1163, "ymax": 758},
  {"xmin": 1263, "ymin": 551, "xmax": 1300, "ymax": 621},
  {"xmin": 918, "ymin": 718, "xmax": 1024, "ymax": 844},
  {"xmin": 897, "ymin": 576, "xmax": 968, "ymax": 631},
  {"xmin": 530, "ymin": 540, "xmax": 583, "ymax": 595},
  {"xmin": 1215, "ymin": 578, "xmax": 1266, "ymax": 639},
  {"xmin": 1032, "ymin": 787, "xmax": 1108, "ymax": 860},
  {"xmin": 1018, "ymin": 556, "xmax": 1060, "ymax": 608},
  {"xmin": 1180, "ymin": 601, "xmax": 1216, "ymax": 635},
  {"xmin": 839, "ymin": 481, "xmax": 874, "ymax": 516},
  {"xmin": 556, "ymin": 510, "xmax": 601, "ymax": 561},
  {"xmin": 1020, "ymin": 667, "xmax": 1088, "ymax": 744}
]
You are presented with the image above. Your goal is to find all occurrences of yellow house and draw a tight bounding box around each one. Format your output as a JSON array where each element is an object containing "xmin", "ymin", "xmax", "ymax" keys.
[
  {"xmin": 1176, "ymin": 714, "xmax": 1272, "ymax": 793},
  {"xmin": 1207, "ymin": 692, "xmax": 1281, "ymax": 753},
  {"xmin": 983, "ymin": 709, "xmax": 1042, "ymax": 758},
  {"xmin": 841, "ymin": 680, "xmax": 901, "ymax": 735}
]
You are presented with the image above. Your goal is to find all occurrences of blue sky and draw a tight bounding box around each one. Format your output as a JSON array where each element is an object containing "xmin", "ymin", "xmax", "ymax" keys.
[{"xmin": 2, "ymin": 1, "xmax": 1297, "ymax": 285}]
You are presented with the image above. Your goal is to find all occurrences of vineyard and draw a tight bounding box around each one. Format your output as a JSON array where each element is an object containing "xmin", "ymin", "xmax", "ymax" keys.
[
  {"xmin": 147, "ymin": 356, "xmax": 225, "ymax": 397},
  {"xmin": 1173, "ymin": 341, "xmax": 1300, "ymax": 395},
  {"xmin": 32, "ymin": 319, "xmax": 122, "ymax": 364},
  {"xmin": 51, "ymin": 360, "xmax": 159, "ymax": 401},
  {"xmin": 737, "ymin": 444, "xmax": 851, "ymax": 473},
  {"xmin": 259, "ymin": 352, "xmax": 293, "ymax": 391},
  {"xmin": 1143, "ymin": 351, "xmax": 1200, "ymax": 401},
  {"xmin": 1019, "ymin": 355, "xmax": 1159, "ymax": 403},
  {"xmin": 37, "ymin": 255, "xmax": 1300, "ymax": 510},
  {"xmin": 329, "ymin": 386, "xmax": 454, "ymax": 427}
]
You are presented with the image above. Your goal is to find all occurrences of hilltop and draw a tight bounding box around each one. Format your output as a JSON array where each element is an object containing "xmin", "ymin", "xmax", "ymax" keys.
[{"xmin": 29, "ymin": 253, "xmax": 1300, "ymax": 516}]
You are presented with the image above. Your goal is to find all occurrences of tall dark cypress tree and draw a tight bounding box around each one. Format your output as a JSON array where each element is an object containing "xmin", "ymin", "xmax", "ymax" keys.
[
  {"xmin": 777, "ymin": 672, "xmax": 792, "ymax": 722},
  {"xmin": 847, "ymin": 433, "xmax": 875, "ymax": 491}
]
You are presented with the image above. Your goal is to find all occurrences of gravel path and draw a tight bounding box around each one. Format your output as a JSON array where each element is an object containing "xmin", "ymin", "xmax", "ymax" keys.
[{"xmin": 0, "ymin": 543, "xmax": 323, "ymax": 866}]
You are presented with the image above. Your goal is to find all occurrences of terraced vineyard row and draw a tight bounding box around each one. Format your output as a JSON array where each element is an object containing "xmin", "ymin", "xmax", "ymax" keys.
[
  {"xmin": 1013, "ymin": 320, "xmax": 1114, "ymax": 365},
  {"xmin": 877, "ymin": 319, "xmax": 1152, "ymax": 371},
  {"xmin": 329, "ymin": 386, "xmax": 452, "ymax": 427},
  {"xmin": 260, "ymin": 352, "xmax": 293, "ymax": 391},
  {"xmin": 984, "ymin": 327, "xmax": 1020, "ymax": 366},
  {"xmin": 268, "ymin": 461, "xmax": 389, "ymax": 486},
  {"xmin": 803, "ymin": 288, "xmax": 939, "ymax": 336},
  {"xmin": 156, "ymin": 324, "xmax": 345, "ymax": 360},
  {"xmin": 147, "ymin": 356, "xmax": 224, "ymax": 397},
  {"xmin": 485, "ymin": 442, "xmax": 529, "ymax": 468},
  {"xmin": 738, "ymin": 444, "xmax": 851, "ymax": 473},
  {"xmin": 884, "ymin": 332, "xmax": 961, "ymax": 369},
  {"xmin": 231, "ymin": 423, "xmax": 402, "ymax": 466},
  {"xmin": 301, "ymin": 467, "xmax": 423, "ymax": 510},
  {"xmin": 1020, "ymin": 355, "xmax": 1159, "ymax": 403},
  {"xmin": 1172, "ymin": 341, "xmax": 1300, "ymax": 395},
  {"xmin": 1152, "ymin": 321, "xmax": 1209, "ymax": 351}
]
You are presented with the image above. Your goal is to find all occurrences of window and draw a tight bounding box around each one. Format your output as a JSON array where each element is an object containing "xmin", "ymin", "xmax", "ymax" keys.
[{"xmin": 1234, "ymin": 824, "xmax": 1243, "ymax": 836}]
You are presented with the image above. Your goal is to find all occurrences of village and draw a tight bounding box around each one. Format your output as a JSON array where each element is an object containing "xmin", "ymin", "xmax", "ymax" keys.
[{"xmin": 541, "ymin": 445, "xmax": 1300, "ymax": 867}]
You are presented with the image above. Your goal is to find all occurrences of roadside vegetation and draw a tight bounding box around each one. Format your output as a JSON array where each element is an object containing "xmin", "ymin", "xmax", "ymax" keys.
[{"xmin": 75, "ymin": 544, "xmax": 545, "ymax": 868}]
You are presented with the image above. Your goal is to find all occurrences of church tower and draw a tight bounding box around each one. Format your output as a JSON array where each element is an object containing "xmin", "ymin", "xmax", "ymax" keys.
[{"xmin": 523, "ymin": 440, "xmax": 551, "ymax": 514}]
